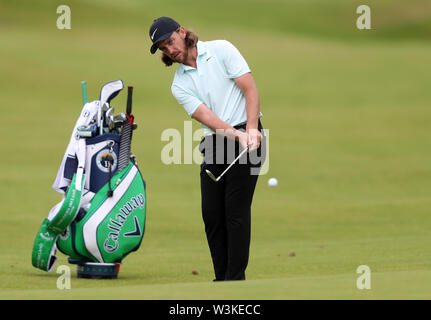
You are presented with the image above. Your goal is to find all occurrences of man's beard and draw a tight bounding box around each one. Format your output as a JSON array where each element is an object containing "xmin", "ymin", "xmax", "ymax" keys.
[{"xmin": 172, "ymin": 50, "xmax": 186, "ymax": 63}]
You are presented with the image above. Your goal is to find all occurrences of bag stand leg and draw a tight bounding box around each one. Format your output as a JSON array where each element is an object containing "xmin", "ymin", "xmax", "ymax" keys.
[{"xmin": 68, "ymin": 258, "xmax": 120, "ymax": 279}]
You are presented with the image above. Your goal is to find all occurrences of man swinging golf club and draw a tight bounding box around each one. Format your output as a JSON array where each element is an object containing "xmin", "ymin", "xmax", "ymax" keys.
[{"xmin": 149, "ymin": 17, "xmax": 265, "ymax": 281}]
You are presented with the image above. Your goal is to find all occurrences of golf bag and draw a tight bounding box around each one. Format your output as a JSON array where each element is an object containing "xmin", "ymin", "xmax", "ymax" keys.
[{"xmin": 32, "ymin": 80, "xmax": 146, "ymax": 272}]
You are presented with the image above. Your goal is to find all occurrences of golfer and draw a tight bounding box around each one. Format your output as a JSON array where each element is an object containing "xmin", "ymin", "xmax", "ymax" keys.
[{"xmin": 149, "ymin": 17, "xmax": 265, "ymax": 281}]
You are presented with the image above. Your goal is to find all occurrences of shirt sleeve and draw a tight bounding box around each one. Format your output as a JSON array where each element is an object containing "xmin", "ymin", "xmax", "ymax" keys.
[
  {"xmin": 219, "ymin": 40, "xmax": 251, "ymax": 79},
  {"xmin": 171, "ymin": 83, "xmax": 203, "ymax": 117}
]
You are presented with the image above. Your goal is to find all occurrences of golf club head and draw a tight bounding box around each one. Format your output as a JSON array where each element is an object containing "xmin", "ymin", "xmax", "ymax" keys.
[
  {"xmin": 105, "ymin": 107, "xmax": 114, "ymax": 130},
  {"xmin": 112, "ymin": 113, "xmax": 126, "ymax": 128},
  {"xmin": 101, "ymin": 102, "xmax": 109, "ymax": 112},
  {"xmin": 205, "ymin": 169, "xmax": 218, "ymax": 182},
  {"xmin": 114, "ymin": 113, "xmax": 127, "ymax": 122},
  {"xmin": 109, "ymin": 115, "xmax": 115, "ymax": 130},
  {"xmin": 106, "ymin": 106, "xmax": 114, "ymax": 116}
]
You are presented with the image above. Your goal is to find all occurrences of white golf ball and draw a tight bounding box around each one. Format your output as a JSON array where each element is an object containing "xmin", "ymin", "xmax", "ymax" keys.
[{"xmin": 268, "ymin": 177, "xmax": 278, "ymax": 187}]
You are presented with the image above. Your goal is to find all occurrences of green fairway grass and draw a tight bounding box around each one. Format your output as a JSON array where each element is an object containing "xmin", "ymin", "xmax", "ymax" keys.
[
  {"xmin": 0, "ymin": 0, "xmax": 430, "ymax": 299},
  {"xmin": 1, "ymin": 270, "xmax": 431, "ymax": 300}
]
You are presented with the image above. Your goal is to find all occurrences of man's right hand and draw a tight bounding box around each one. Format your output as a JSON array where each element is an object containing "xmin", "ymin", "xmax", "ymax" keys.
[
  {"xmin": 246, "ymin": 128, "xmax": 261, "ymax": 152},
  {"xmin": 235, "ymin": 129, "xmax": 250, "ymax": 151}
]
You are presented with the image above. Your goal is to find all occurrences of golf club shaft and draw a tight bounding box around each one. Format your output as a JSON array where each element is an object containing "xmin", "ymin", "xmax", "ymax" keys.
[{"xmin": 216, "ymin": 145, "xmax": 250, "ymax": 181}]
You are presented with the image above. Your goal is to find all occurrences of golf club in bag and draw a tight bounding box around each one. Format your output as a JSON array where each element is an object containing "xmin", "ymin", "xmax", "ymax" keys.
[{"xmin": 31, "ymin": 80, "xmax": 146, "ymax": 279}]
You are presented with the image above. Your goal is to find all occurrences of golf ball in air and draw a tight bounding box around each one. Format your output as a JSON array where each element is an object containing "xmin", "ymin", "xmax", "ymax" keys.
[{"xmin": 268, "ymin": 177, "xmax": 278, "ymax": 187}]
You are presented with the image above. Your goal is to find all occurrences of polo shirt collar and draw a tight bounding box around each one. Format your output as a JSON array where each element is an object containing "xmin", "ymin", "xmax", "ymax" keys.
[
  {"xmin": 196, "ymin": 40, "xmax": 207, "ymax": 56},
  {"xmin": 180, "ymin": 41, "xmax": 206, "ymax": 72}
]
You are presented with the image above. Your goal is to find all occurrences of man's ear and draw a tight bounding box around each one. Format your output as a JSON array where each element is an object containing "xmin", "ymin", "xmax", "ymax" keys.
[{"xmin": 178, "ymin": 26, "xmax": 186, "ymax": 39}]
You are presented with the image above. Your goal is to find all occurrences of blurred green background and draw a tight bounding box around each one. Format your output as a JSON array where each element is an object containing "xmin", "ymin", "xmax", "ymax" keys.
[{"xmin": 0, "ymin": 0, "xmax": 430, "ymax": 299}]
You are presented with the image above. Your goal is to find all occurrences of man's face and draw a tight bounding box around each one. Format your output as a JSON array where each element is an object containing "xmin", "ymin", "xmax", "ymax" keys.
[{"xmin": 158, "ymin": 27, "xmax": 187, "ymax": 63}]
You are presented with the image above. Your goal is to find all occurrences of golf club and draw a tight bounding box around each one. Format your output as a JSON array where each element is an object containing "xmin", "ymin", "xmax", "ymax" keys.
[
  {"xmin": 113, "ymin": 113, "xmax": 127, "ymax": 128},
  {"xmin": 117, "ymin": 86, "xmax": 134, "ymax": 172},
  {"xmin": 205, "ymin": 144, "xmax": 250, "ymax": 182},
  {"xmin": 105, "ymin": 107, "xmax": 114, "ymax": 131},
  {"xmin": 99, "ymin": 80, "xmax": 124, "ymax": 135}
]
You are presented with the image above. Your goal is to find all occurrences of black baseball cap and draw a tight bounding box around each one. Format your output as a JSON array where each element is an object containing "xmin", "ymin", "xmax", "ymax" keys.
[{"xmin": 149, "ymin": 17, "xmax": 180, "ymax": 54}]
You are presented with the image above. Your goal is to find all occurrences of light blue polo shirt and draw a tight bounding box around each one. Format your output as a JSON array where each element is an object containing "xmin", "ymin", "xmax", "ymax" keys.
[{"xmin": 171, "ymin": 40, "xmax": 257, "ymax": 136}]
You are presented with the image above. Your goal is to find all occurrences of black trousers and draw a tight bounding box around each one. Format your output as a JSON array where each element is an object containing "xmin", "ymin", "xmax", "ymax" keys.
[{"xmin": 199, "ymin": 121, "xmax": 265, "ymax": 281}]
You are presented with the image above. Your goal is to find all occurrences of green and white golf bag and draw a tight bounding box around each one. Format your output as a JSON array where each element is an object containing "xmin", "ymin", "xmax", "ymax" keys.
[{"xmin": 32, "ymin": 80, "xmax": 146, "ymax": 273}]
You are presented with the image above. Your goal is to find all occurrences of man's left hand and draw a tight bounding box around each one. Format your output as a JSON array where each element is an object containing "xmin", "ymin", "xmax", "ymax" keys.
[{"xmin": 247, "ymin": 128, "xmax": 261, "ymax": 152}]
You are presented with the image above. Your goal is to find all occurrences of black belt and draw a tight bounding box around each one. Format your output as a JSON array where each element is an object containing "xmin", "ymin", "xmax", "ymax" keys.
[
  {"xmin": 199, "ymin": 120, "xmax": 264, "ymax": 155},
  {"xmin": 233, "ymin": 119, "xmax": 263, "ymax": 131}
]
